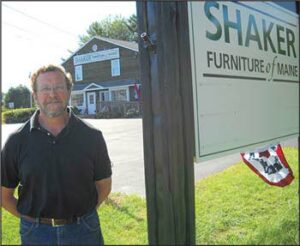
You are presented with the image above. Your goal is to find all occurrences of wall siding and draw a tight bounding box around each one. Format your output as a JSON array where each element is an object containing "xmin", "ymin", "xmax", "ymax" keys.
[{"xmin": 62, "ymin": 38, "xmax": 140, "ymax": 84}]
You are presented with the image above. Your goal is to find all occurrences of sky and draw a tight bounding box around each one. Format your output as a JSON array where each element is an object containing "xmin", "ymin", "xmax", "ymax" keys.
[{"xmin": 1, "ymin": 1, "xmax": 136, "ymax": 93}]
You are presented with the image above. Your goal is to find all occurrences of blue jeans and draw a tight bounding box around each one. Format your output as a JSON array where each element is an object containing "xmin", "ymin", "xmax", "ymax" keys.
[{"xmin": 20, "ymin": 209, "xmax": 104, "ymax": 245}]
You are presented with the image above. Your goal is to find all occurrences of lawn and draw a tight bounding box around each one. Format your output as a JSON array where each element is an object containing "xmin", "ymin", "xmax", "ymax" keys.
[
  {"xmin": 1, "ymin": 147, "xmax": 298, "ymax": 245},
  {"xmin": 195, "ymin": 147, "xmax": 299, "ymax": 245}
]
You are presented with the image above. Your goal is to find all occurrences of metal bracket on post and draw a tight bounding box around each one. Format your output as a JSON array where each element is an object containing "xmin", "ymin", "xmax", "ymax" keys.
[{"xmin": 140, "ymin": 32, "xmax": 157, "ymax": 53}]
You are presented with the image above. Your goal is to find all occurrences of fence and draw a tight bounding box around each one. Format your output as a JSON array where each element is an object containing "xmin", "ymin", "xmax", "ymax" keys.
[{"xmin": 97, "ymin": 101, "xmax": 142, "ymax": 118}]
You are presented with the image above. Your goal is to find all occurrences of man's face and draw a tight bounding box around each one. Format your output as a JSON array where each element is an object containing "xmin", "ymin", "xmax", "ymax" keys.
[{"xmin": 33, "ymin": 71, "xmax": 71, "ymax": 118}]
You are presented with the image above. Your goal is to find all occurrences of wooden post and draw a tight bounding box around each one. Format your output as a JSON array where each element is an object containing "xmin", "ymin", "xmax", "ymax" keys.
[{"xmin": 137, "ymin": 2, "xmax": 195, "ymax": 245}]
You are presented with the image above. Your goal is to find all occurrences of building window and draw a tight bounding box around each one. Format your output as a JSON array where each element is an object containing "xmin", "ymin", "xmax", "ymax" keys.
[
  {"xmin": 100, "ymin": 91, "xmax": 109, "ymax": 101},
  {"xmin": 89, "ymin": 94, "xmax": 95, "ymax": 104},
  {"xmin": 75, "ymin": 65, "xmax": 83, "ymax": 81},
  {"xmin": 111, "ymin": 89, "xmax": 127, "ymax": 101},
  {"xmin": 71, "ymin": 93, "xmax": 84, "ymax": 107},
  {"xmin": 111, "ymin": 59, "xmax": 120, "ymax": 77}
]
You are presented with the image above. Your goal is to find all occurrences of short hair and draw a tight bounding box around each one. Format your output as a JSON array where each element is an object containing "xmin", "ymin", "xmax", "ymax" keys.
[{"xmin": 30, "ymin": 64, "xmax": 73, "ymax": 92}]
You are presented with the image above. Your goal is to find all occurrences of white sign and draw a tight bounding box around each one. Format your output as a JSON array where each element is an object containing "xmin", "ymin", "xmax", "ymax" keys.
[
  {"xmin": 8, "ymin": 102, "xmax": 14, "ymax": 109},
  {"xmin": 73, "ymin": 48, "xmax": 120, "ymax": 65},
  {"xmin": 188, "ymin": 2, "xmax": 299, "ymax": 161}
]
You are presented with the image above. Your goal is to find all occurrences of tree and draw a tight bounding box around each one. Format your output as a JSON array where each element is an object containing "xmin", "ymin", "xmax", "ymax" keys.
[
  {"xmin": 79, "ymin": 14, "xmax": 138, "ymax": 46},
  {"xmin": 125, "ymin": 14, "xmax": 138, "ymax": 42},
  {"xmin": 4, "ymin": 85, "xmax": 31, "ymax": 109}
]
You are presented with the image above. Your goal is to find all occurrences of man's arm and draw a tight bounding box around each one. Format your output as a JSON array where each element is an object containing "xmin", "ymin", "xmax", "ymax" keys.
[
  {"xmin": 1, "ymin": 186, "xmax": 20, "ymax": 218},
  {"xmin": 95, "ymin": 177, "xmax": 112, "ymax": 208}
]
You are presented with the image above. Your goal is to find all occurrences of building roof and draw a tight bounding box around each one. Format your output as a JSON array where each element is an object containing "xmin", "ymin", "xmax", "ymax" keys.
[
  {"xmin": 96, "ymin": 37, "xmax": 138, "ymax": 52},
  {"xmin": 72, "ymin": 79, "xmax": 139, "ymax": 92},
  {"xmin": 61, "ymin": 36, "xmax": 138, "ymax": 66}
]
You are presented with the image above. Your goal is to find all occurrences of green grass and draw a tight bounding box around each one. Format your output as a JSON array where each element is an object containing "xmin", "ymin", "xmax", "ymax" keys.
[
  {"xmin": 99, "ymin": 193, "xmax": 148, "ymax": 244},
  {"xmin": 1, "ymin": 147, "xmax": 298, "ymax": 245},
  {"xmin": 195, "ymin": 147, "xmax": 299, "ymax": 245}
]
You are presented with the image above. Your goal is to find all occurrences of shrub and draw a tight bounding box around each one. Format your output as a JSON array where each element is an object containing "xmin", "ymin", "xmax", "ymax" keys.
[
  {"xmin": 2, "ymin": 108, "xmax": 36, "ymax": 124},
  {"xmin": 1, "ymin": 106, "xmax": 9, "ymax": 113}
]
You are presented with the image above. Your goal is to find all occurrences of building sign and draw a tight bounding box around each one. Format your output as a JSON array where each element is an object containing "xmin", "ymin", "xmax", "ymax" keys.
[
  {"xmin": 73, "ymin": 48, "xmax": 119, "ymax": 65},
  {"xmin": 8, "ymin": 102, "xmax": 14, "ymax": 109},
  {"xmin": 188, "ymin": 2, "xmax": 299, "ymax": 161}
]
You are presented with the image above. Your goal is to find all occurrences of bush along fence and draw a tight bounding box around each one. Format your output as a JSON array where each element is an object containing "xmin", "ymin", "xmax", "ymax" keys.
[
  {"xmin": 2, "ymin": 108, "xmax": 36, "ymax": 124},
  {"xmin": 96, "ymin": 101, "xmax": 142, "ymax": 119}
]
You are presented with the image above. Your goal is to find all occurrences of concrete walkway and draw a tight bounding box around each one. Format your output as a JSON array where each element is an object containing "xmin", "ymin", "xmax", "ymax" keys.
[{"xmin": 1, "ymin": 119, "xmax": 298, "ymax": 197}]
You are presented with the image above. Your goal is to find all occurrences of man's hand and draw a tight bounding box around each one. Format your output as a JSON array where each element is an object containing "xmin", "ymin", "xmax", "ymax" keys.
[
  {"xmin": 95, "ymin": 177, "xmax": 112, "ymax": 208},
  {"xmin": 1, "ymin": 186, "xmax": 20, "ymax": 217}
]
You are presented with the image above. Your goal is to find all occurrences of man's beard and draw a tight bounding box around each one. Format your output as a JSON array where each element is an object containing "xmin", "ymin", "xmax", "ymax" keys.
[{"xmin": 38, "ymin": 100, "xmax": 69, "ymax": 118}]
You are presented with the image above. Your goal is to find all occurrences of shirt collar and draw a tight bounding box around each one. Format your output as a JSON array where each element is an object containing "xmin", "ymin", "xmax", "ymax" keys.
[
  {"xmin": 30, "ymin": 107, "xmax": 74, "ymax": 132},
  {"xmin": 30, "ymin": 109, "xmax": 40, "ymax": 131}
]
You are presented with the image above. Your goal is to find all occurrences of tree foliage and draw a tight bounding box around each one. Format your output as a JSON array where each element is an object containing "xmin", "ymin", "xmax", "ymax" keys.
[
  {"xmin": 79, "ymin": 14, "xmax": 138, "ymax": 46},
  {"xmin": 4, "ymin": 85, "xmax": 31, "ymax": 109}
]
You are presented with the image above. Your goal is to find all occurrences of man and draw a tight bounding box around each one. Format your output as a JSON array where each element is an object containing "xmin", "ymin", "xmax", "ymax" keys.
[{"xmin": 1, "ymin": 64, "xmax": 112, "ymax": 245}]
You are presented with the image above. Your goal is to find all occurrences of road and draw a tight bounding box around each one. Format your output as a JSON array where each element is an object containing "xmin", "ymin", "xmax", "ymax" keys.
[{"xmin": 1, "ymin": 119, "xmax": 298, "ymax": 197}]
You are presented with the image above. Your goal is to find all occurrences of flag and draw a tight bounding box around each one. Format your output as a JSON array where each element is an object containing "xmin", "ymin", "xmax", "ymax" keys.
[
  {"xmin": 134, "ymin": 83, "xmax": 141, "ymax": 101},
  {"xmin": 241, "ymin": 143, "xmax": 294, "ymax": 187}
]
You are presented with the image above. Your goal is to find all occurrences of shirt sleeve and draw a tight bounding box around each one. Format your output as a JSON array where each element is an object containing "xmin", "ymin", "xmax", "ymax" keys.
[
  {"xmin": 1, "ymin": 134, "xmax": 20, "ymax": 188},
  {"xmin": 94, "ymin": 131, "xmax": 112, "ymax": 181}
]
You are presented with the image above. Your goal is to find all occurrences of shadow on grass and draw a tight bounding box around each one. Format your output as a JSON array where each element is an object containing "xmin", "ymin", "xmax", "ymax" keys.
[{"xmin": 105, "ymin": 196, "xmax": 145, "ymax": 223}]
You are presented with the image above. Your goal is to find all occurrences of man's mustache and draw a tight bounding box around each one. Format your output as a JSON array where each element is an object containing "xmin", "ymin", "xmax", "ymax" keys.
[{"xmin": 46, "ymin": 100, "xmax": 62, "ymax": 104}]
